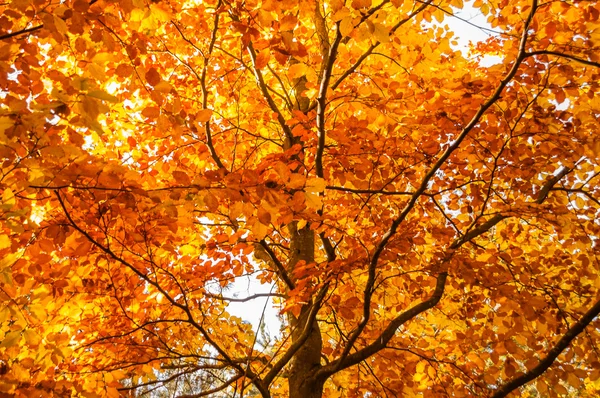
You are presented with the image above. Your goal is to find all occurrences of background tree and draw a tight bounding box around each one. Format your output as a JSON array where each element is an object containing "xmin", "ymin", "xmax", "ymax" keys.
[{"xmin": 1, "ymin": 0, "xmax": 600, "ymax": 396}]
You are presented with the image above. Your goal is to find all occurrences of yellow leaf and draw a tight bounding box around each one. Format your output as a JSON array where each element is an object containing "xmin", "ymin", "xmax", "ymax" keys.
[
  {"xmin": 255, "ymin": 48, "xmax": 271, "ymax": 69},
  {"xmin": 92, "ymin": 52, "xmax": 113, "ymax": 64},
  {"xmin": 373, "ymin": 23, "xmax": 390, "ymax": 43},
  {"xmin": 351, "ymin": 0, "xmax": 371, "ymax": 9},
  {"xmin": 154, "ymin": 81, "xmax": 173, "ymax": 93},
  {"xmin": 331, "ymin": 7, "xmax": 351, "ymax": 22},
  {"xmin": 2, "ymin": 188, "xmax": 15, "ymax": 208},
  {"xmin": 287, "ymin": 174, "xmax": 306, "ymax": 189},
  {"xmin": 305, "ymin": 177, "xmax": 326, "ymax": 193},
  {"xmin": 304, "ymin": 192, "xmax": 322, "ymax": 209},
  {"xmin": 28, "ymin": 303, "xmax": 47, "ymax": 321},
  {"xmin": 179, "ymin": 244, "xmax": 197, "ymax": 255},
  {"xmin": 88, "ymin": 62, "xmax": 106, "ymax": 80},
  {"xmin": 0, "ymin": 116, "xmax": 14, "ymax": 137},
  {"xmin": 130, "ymin": 8, "xmax": 146, "ymax": 22},
  {"xmin": 0, "ymin": 235, "xmax": 10, "ymax": 250},
  {"xmin": 0, "ymin": 307, "xmax": 9, "ymax": 323},
  {"xmin": 149, "ymin": 4, "xmax": 171, "ymax": 21},
  {"xmin": 258, "ymin": 206, "xmax": 272, "ymax": 225},
  {"xmin": 554, "ymin": 383, "xmax": 568, "ymax": 395}
]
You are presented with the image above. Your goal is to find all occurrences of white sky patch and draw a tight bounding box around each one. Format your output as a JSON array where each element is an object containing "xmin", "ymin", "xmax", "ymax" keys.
[
  {"xmin": 443, "ymin": 3, "xmax": 503, "ymax": 66},
  {"xmin": 225, "ymin": 278, "xmax": 282, "ymax": 338}
]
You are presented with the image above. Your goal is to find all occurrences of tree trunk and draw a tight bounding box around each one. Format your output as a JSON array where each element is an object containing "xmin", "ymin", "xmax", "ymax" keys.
[
  {"xmin": 289, "ymin": 371, "xmax": 325, "ymax": 398},
  {"xmin": 286, "ymin": 222, "xmax": 324, "ymax": 397},
  {"xmin": 288, "ymin": 311, "xmax": 324, "ymax": 398},
  {"xmin": 284, "ymin": 34, "xmax": 325, "ymax": 394}
]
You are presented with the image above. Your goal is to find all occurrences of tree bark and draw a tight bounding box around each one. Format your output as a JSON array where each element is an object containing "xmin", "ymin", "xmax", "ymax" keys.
[{"xmin": 289, "ymin": 373, "xmax": 325, "ymax": 398}]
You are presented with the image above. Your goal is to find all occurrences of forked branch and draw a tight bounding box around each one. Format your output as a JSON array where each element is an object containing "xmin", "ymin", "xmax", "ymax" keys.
[{"xmin": 318, "ymin": 272, "xmax": 447, "ymax": 376}]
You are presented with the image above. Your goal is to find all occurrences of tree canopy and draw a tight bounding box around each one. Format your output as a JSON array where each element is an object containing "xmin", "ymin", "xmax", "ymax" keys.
[{"xmin": 1, "ymin": 0, "xmax": 600, "ymax": 396}]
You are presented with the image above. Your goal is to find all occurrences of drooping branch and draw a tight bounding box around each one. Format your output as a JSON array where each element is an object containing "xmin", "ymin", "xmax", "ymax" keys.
[
  {"xmin": 551, "ymin": 187, "xmax": 600, "ymax": 207},
  {"xmin": 176, "ymin": 373, "xmax": 245, "ymax": 398},
  {"xmin": 119, "ymin": 362, "xmax": 236, "ymax": 392},
  {"xmin": 326, "ymin": 185, "xmax": 413, "ymax": 196},
  {"xmin": 453, "ymin": 166, "xmax": 572, "ymax": 248},
  {"xmin": 204, "ymin": 292, "xmax": 286, "ymax": 303}
]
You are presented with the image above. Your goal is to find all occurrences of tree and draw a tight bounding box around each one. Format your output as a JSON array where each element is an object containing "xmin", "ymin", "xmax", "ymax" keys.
[{"xmin": 1, "ymin": 0, "xmax": 599, "ymax": 396}]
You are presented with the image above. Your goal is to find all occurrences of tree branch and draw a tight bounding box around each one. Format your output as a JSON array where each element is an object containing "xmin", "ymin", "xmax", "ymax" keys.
[
  {"xmin": 263, "ymin": 284, "xmax": 329, "ymax": 385},
  {"xmin": 257, "ymin": 240, "xmax": 295, "ymax": 290},
  {"xmin": 314, "ymin": 21, "xmax": 342, "ymax": 178},
  {"xmin": 0, "ymin": 25, "xmax": 43, "ymax": 41},
  {"xmin": 535, "ymin": 166, "xmax": 572, "ymax": 203},
  {"xmin": 330, "ymin": 0, "xmax": 434, "ymax": 91},
  {"xmin": 365, "ymin": 0, "xmax": 538, "ymax": 297},
  {"xmin": 0, "ymin": 0, "xmax": 99, "ymax": 41},
  {"xmin": 242, "ymin": 38, "xmax": 294, "ymax": 144},
  {"xmin": 172, "ymin": 11, "xmax": 226, "ymax": 170},
  {"xmin": 319, "ymin": 272, "xmax": 447, "ymax": 376},
  {"xmin": 326, "ymin": 185, "xmax": 413, "ymax": 196},
  {"xmin": 491, "ymin": 297, "xmax": 600, "ymax": 398},
  {"xmin": 176, "ymin": 373, "xmax": 244, "ymax": 398},
  {"xmin": 204, "ymin": 292, "xmax": 286, "ymax": 303},
  {"xmin": 526, "ymin": 50, "xmax": 600, "ymax": 69}
]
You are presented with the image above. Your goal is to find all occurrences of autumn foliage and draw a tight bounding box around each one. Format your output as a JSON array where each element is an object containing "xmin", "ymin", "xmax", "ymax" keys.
[{"xmin": 1, "ymin": 0, "xmax": 600, "ymax": 396}]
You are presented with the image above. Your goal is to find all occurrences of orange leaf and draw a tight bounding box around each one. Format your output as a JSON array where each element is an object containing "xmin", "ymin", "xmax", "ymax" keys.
[
  {"xmin": 196, "ymin": 109, "xmax": 213, "ymax": 123},
  {"xmin": 145, "ymin": 68, "xmax": 161, "ymax": 86}
]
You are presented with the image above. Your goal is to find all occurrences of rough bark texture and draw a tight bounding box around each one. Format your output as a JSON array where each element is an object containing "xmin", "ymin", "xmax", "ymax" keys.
[{"xmin": 289, "ymin": 375, "xmax": 325, "ymax": 398}]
